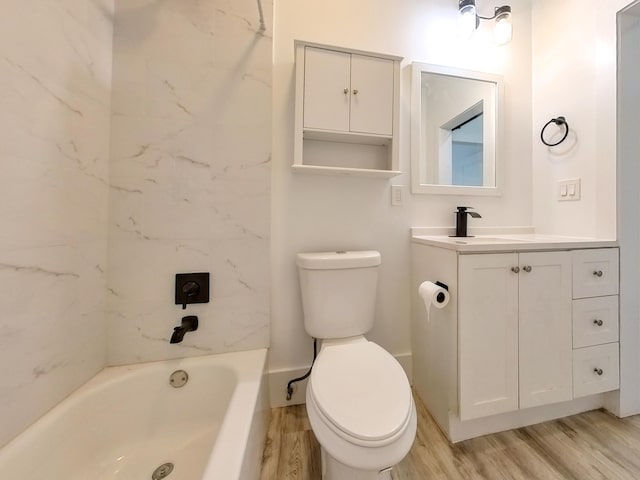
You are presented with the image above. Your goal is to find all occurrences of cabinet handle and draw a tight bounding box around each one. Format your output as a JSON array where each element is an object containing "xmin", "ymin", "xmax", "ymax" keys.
[
  {"xmin": 343, "ymin": 88, "xmax": 349, "ymax": 94},
  {"xmin": 511, "ymin": 266, "xmax": 520, "ymax": 273},
  {"xmin": 593, "ymin": 270, "xmax": 604, "ymax": 277},
  {"xmin": 523, "ymin": 265, "xmax": 532, "ymax": 273},
  {"xmin": 353, "ymin": 88, "xmax": 359, "ymax": 95},
  {"xmin": 593, "ymin": 319, "xmax": 604, "ymax": 327},
  {"xmin": 594, "ymin": 367, "xmax": 604, "ymax": 376}
]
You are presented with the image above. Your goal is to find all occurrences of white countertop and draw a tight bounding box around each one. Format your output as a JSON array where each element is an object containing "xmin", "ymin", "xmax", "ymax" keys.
[{"xmin": 411, "ymin": 227, "xmax": 618, "ymax": 253}]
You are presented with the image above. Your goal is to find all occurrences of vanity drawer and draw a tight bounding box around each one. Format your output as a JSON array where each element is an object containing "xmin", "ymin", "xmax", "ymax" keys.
[
  {"xmin": 572, "ymin": 296, "xmax": 619, "ymax": 348},
  {"xmin": 572, "ymin": 249, "xmax": 619, "ymax": 299},
  {"xmin": 573, "ymin": 343, "xmax": 619, "ymax": 398}
]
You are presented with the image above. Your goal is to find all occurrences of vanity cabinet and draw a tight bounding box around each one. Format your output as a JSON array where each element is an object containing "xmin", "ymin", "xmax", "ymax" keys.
[
  {"xmin": 410, "ymin": 235, "xmax": 620, "ymax": 442},
  {"xmin": 458, "ymin": 251, "xmax": 573, "ymax": 420},
  {"xmin": 293, "ymin": 41, "xmax": 402, "ymax": 177}
]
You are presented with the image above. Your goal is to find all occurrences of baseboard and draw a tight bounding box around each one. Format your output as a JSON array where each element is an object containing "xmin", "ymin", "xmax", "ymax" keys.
[{"xmin": 268, "ymin": 352, "xmax": 412, "ymax": 409}]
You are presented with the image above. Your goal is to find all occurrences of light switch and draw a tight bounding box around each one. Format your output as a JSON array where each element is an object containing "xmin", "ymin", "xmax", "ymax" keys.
[
  {"xmin": 391, "ymin": 185, "xmax": 404, "ymax": 206},
  {"xmin": 557, "ymin": 178, "xmax": 581, "ymax": 201}
]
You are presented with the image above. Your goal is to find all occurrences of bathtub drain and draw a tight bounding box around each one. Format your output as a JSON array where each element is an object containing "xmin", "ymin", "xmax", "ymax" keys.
[
  {"xmin": 152, "ymin": 462, "xmax": 174, "ymax": 479},
  {"xmin": 169, "ymin": 370, "xmax": 188, "ymax": 388}
]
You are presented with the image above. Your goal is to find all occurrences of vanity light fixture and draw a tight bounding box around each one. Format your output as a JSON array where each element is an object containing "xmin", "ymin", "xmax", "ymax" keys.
[{"xmin": 458, "ymin": 0, "xmax": 512, "ymax": 45}]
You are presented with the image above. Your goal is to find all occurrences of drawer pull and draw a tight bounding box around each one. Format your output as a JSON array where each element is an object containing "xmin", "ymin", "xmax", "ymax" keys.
[
  {"xmin": 593, "ymin": 319, "xmax": 604, "ymax": 327},
  {"xmin": 523, "ymin": 265, "xmax": 532, "ymax": 273},
  {"xmin": 343, "ymin": 88, "xmax": 349, "ymax": 94},
  {"xmin": 594, "ymin": 368, "xmax": 604, "ymax": 376},
  {"xmin": 593, "ymin": 270, "xmax": 604, "ymax": 277},
  {"xmin": 511, "ymin": 266, "xmax": 520, "ymax": 273}
]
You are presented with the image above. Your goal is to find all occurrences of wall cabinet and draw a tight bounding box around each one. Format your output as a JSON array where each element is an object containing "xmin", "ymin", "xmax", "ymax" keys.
[
  {"xmin": 458, "ymin": 251, "xmax": 573, "ymax": 420},
  {"xmin": 293, "ymin": 41, "xmax": 402, "ymax": 177}
]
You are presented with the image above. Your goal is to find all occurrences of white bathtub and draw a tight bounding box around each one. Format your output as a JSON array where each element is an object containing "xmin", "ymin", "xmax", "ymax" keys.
[{"xmin": 0, "ymin": 348, "xmax": 269, "ymax": 480}]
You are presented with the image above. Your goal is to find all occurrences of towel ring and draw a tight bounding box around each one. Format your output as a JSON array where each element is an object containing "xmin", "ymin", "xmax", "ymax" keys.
[{"xmin": 540, "ymin": 116, "xmax": 569, "ymax": 147}]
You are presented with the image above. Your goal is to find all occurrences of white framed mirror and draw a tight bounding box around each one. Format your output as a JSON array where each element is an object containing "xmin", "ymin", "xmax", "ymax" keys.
[{"xmin": 411, "ymin": 62, "xmax": 503, "ymax": 196}]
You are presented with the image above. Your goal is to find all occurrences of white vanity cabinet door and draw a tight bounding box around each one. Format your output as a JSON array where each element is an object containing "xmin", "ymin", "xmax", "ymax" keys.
[
  {"xmin": 458, "ymin": 253, "xmax": 519, "ymax": 420},
  {"xmin": 518, "ymin": 251, "xmax": 573, "ymax": 409},
  {"xmin": 303, "ymin": 47, "xmax": 351, "ymax": 132},
  {"xmin": 349, "ymin": 54, "xmax": 394, "ymax": 136}
]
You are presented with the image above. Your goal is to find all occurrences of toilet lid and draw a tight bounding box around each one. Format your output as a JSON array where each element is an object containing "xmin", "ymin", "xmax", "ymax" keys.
[{"xmin": 309, "ymin": 341, "xmax": 412, "ymax": 443}]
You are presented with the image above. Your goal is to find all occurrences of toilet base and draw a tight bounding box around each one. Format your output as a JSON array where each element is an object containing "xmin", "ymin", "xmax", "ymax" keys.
[{"xmin": 321, "ymin": 447, "xmax": 393, "ymax": 480}]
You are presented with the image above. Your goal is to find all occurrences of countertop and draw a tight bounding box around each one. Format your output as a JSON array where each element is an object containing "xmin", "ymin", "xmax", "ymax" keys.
[{"xmin": 411, "ymin": 227, "xmax": 618, "ymax": 253}]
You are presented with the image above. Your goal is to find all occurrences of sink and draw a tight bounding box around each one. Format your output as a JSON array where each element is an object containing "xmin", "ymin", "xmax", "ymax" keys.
[{"xmin": 450, "ymin": 236, "xmax": 527, "ymax": 245}]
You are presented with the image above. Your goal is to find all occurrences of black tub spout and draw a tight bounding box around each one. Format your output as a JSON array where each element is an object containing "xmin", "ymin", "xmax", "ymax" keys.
[{"xmin": 170, "ymin": 315, "xmax": 199, "ymax": 344}]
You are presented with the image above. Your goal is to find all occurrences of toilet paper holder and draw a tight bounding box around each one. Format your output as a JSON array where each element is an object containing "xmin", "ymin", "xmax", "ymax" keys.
[
  {"xmin": 435, "ymin": 281, "xmax": 449, "ymax": 290},
  {"xmin": 435, "ymin": 281, "xmax": 449, "ymax": 303}
]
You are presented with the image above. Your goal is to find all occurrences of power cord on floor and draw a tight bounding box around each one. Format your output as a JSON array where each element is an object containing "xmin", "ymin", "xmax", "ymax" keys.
[{"xmin": 286, "ymin": 338, "xmax": 317, "ymax": 401}]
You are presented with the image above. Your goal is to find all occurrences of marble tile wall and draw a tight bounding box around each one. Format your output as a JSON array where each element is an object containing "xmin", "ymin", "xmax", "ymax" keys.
[
  {"xmin": 0, "ymin": 0, "xmax": 113, "ymax": 447},
  {"xmin": 108, "ymin": 0, "xmax": 271, "ymax": 364}
]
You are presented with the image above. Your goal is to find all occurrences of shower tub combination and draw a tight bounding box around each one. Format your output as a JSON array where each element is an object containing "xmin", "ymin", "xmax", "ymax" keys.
[{"xmin": 0, "ymin": 348, "xmax": 269, "ymax": 480}]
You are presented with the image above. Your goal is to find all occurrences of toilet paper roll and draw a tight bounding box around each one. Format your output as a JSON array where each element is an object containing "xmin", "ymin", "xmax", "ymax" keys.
[{"xmin": 419, "ymin": 281, "xmax": 450, "ymax": 318}]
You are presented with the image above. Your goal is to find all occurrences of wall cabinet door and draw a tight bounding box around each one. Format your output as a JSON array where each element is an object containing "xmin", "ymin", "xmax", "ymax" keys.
[
  {"xmin": 349, "ymin": 54, "xmax": 394, "ymax": 135},
  {"xmin": 303, "ymin": 47, "xmax": 351, "ymax": 132},
  {"xmin": 458, "ymin": 253, "xmax": 519, "ymax": 420},
  {"xmin": 303, "ymin": 47, "xmax": 394, "ymax": 136},
  {"xmin": 518, "ymin": 251, "xmax": 573, "ymax": 409}
]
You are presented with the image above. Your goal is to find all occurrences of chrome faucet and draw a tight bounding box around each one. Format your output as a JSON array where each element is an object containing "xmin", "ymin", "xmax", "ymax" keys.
[
  {"xmin": 454, "ymin": 206, "xmax": 482, "ymax": 237},
  {"xmin": 170, "ymin": 315, "xmax": 199, "ymax": 344}
]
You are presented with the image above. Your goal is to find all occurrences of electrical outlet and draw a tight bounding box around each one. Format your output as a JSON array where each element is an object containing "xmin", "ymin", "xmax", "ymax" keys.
[
  {"xmin": 557, "ymin": 178, "xmax": 581, "ymax": 201},
  {"xmin": 391, "ymin": 185, "xmax": 404, "ymax": 206}
]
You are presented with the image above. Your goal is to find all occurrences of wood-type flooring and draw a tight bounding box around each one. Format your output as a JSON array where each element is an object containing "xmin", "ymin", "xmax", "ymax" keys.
[{"xmin": 260, "ymin": 392, "xmax": 640, "ymax": 480}]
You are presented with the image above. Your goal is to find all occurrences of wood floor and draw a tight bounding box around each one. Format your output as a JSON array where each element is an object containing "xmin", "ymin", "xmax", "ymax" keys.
[{"xmin": 260, "ymin": 392, "xmax": 640, "ymax": 480}]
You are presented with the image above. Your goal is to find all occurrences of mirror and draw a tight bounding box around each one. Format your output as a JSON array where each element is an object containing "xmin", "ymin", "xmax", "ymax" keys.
[{"xmin": 411, "ymin": 62, "xmax": 503, "ymax": 195}]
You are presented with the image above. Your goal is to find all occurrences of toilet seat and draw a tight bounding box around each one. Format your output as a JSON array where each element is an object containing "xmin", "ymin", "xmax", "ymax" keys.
[{"xmin": 308, "ymin": 341, "xmax": 413, "ymax": 447}]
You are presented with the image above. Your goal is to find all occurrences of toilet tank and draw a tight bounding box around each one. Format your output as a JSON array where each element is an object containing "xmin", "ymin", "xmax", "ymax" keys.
[{"xmin": 296, "ymin": 250, "xmax": 381, "ymax": 339}]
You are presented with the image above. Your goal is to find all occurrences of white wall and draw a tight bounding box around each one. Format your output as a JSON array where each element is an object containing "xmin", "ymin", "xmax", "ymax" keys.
[
  {"xmin": 531, "ymin": 0, "xmax": 625, "ymax": 238},
  {"xmin": 271, "ymin": 0, "xmax": 533, "ymax": 405},
  {"xmin": 0, "ymin": 0, "xmax": 112, "ymax": 448},
  {"xmin": 108, "ymin": 0, "xmax": 272, "ymax": 365}
]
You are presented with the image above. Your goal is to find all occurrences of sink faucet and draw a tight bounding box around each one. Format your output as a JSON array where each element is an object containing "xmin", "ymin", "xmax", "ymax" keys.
[
  {"xmin": 454, "ymin": 206, "xmax": 482, "ymax": 237},
  {"xmin": 170, "ymin": 315, "xmax": 199, "ymax": 344}
]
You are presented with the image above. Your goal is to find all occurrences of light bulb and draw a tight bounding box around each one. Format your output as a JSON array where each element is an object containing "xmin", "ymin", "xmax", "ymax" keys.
[
  {"xmin": 459, "ymin": 0, "xmax": 477, "ymax": 40},
  {"xmin": 494, "ymin": 6, "xmax": 512, "ymax": 45}
]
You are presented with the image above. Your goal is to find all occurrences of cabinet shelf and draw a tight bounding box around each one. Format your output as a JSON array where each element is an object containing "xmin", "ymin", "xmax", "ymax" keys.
[{"xmin": 291, "ymin": 164, "xmax": 401, "ymax": 178}]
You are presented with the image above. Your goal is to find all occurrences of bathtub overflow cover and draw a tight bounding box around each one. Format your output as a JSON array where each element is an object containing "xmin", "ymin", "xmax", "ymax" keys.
[
  {"xmin": 169, "ymin": 370, "xmax": 188, "ymax": 388},
  {"xmin": 152, "ymin": 462, "xmax": 174, "ymax": 480}
]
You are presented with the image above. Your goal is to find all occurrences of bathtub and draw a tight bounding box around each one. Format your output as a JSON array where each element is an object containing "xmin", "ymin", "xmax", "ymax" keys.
[{"xmin": 0, "ymin": 348, "xmax": 269, "ymax": 480}]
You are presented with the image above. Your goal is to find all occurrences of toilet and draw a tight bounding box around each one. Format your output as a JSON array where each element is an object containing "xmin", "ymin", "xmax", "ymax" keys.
[{"xmin": 296, "ymin": 250, "xmax": 417, "ymax": 480}]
